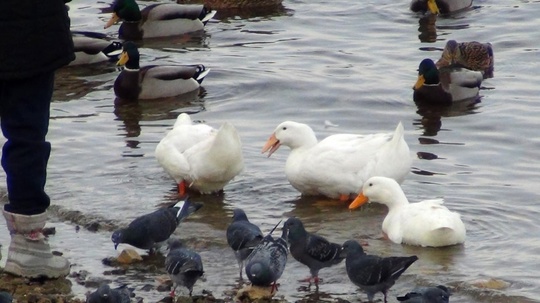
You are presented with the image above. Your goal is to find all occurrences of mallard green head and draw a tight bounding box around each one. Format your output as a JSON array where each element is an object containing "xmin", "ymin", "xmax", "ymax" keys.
[
  {"xmin": 414, "ymin": 58, "xmax": 440, "ymax": 89},
  {"xmin": 104, "ymin": 0, "xmax": 142, "ymax": 28},
  {"xmin": 116, "ymin": 41, "xmax": 140, "ymax": 69}
]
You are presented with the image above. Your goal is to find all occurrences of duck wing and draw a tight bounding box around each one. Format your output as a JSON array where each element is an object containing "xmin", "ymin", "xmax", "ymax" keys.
[{"xmin": 142, "ymin": 4, "xmax": 206, "ymax": 21}]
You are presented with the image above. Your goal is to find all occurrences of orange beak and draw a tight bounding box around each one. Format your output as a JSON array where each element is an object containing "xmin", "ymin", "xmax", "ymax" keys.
[
  {"xmin": 349, "ymin": 192, "xmax": 369, "ymax": 210},
  {"xmin": 116, "ymin": 51, "xmax": 129, "ymax": 66},
  {"xmin": 413, "ymin": 74, "xmax": 425, "ymax": 90},
  {"xmin": 104, "ymin": 12, "xmax": 120, "ymax": 29},
  {"xmin": 427, "ymin": 0, "xmax": 440, "ymax": 14},
  {"xmin": 261, "ymin": 133, "xmax": 281, "ymax": 157}
]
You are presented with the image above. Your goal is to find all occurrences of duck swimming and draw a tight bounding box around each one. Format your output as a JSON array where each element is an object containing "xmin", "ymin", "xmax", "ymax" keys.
[
  {"xmin": 436, "ymin": 39, "xmax": 494, "ymax": 77},
  {"xmin": 70, "ymin": 31, "xmax": 122, "ymax": 66},
  {"xmin": 104, "ymin": 0, "xmax": 216, "ymax": 40},
  {"xmin": 413, "ymin": 58, "xmax": 482, "ymax": 105},
  {"xmin": 349, "ymin": 176, "xmax": 466, "ymax": 247},
  {"xmin": 410, "ymin": 0, "xmax": 473, "ymax": 15},
  {"xmin": 114, "ymin": 42, "xmax": 209, "ymax": 100}
]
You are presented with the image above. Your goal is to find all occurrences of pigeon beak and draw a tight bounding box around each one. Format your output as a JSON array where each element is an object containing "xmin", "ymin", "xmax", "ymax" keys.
[
  {"xmin": 114, "ymin": 243, "xmax": 119, "ymax": 250},
  {"xmin": 261, "ymin": 133, "xmax": 281, "ymax": 157},
  {"xmin": 349, "ymin": 193, "xmax": 368, "ymax": 210}
]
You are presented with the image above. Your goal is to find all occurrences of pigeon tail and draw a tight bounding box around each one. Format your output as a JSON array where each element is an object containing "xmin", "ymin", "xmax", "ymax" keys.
[
  {"xmin": 174, "ymin": 197, "xmax": 203, "ymax": 223},
  {"xmin": 388, "ymin": 256, "xmax": 419, "ymax": 281},
  {"xmin": 269, "ymin": 219, "xmax": 282, "ymax": 235}
]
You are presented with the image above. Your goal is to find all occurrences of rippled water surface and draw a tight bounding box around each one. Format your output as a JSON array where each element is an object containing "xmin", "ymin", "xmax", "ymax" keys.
[{"xmin": 1, "ymin": 0, "xmax": 540, "ymax": 302}]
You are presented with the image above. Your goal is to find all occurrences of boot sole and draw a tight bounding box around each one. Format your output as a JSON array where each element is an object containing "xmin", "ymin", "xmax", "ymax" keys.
[{"xmin": 4, "ymin": 261, "xmax": 69, "ymax": 279}]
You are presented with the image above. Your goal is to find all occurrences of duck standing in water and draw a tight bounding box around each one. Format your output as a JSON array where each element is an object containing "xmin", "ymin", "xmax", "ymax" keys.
[
  {"xmin": 155, "ymin": 113, "xmax": 244, "ymax": 195},
  {"xmin": 262, "ymin": 121, "xmax": 411, "ymax": 201}
]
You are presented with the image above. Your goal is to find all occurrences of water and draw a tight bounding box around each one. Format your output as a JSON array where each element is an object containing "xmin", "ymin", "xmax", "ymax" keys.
[{"xmin": 1, "ymin": 0, "xmax": 539, "ymax": 302}]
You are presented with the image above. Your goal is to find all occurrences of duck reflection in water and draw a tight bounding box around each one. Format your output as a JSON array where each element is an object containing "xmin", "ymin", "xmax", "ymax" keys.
[
  {"xmin": 417, "ymin": 14, "xmax": 437, "ymax": 43},
  {"xmin": 113, "ymin": 91, "xmax": 204, "ymax": 145}
]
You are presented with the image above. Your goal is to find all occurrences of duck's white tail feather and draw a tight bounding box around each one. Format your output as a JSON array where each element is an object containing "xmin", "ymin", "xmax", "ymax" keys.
[
  {"xmin": 389, "ymin": 122, "xmax": 405, "ymax": 147},
  {"xmin": 201, "ymin": 10, "xmax": 217, "ymax": 23},
  {"xmin": 196, "ymin": 68, "xmax": 210, "ymax": 82}
]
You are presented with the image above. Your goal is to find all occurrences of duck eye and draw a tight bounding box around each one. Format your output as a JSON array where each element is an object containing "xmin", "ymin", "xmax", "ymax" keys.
[
  {"xmin": 369, "ymin": 183, "xmax": 373, "ymax": 187},
  {"xmin": 282, "ymin": 127, "xmax": 287, "ymax": 130}
]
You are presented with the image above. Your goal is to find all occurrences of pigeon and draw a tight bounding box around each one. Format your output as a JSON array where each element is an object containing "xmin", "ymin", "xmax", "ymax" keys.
[
  {"xmin": 86, "ymin": 284, "xmax": 132, "ymax": 303},
  {"xmin": 0, "ymin": 292, "xmax": 13, "ymax": 303},
  {"xmin": 283, "ymin": 217, "xmax": 343, "ymax": 285},
  {"xmin": 245, "ymin": 220, "xmax": 288, "ymax": 292},
  {"xmin": 226, "ymin": 208, "xmax": 264, "ymax": 280},
  {"xmin": 397, "ymin": 285, "xmax": 451, "ymax": 303},
  {"xmin": 165, "ymin": 239, "xmax": 204, "ymax": 297},
  {"xmin": 111, "ymin": 198, "xmax": 203, "ymax": 253},
  {"xmin": 340, "ymin": 240, "xmax": 418, "ymax": 303}
]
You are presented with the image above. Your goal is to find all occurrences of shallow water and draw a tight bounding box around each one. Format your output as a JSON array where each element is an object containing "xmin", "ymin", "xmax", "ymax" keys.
[{"xmin": 1, "ymin": 0, "xmax": 540, "ymax": 302}]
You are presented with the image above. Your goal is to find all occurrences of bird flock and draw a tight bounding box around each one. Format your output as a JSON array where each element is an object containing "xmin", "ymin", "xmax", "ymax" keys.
[{"xmin": 71, "ymin": 0, "xmax": 496, "ymax": 302}]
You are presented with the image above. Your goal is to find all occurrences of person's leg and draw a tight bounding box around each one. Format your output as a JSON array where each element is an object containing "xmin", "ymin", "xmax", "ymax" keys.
[
  {"xmin": 0, "ymin": 72, "xmax": 69, "ymax": 278},
  {"xmin": 0, "ymin": 72, "xmax": 53, "ymax": 215}
]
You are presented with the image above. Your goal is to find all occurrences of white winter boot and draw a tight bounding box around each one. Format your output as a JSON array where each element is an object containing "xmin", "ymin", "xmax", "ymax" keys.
[{"xmin": 3, "ymin": 210, "xmax": 70, "ymax": 278}]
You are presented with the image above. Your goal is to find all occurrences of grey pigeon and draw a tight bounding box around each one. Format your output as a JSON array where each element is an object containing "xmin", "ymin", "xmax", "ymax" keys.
[
  {"xmin": 283, "ymin": 217, "xmax": 343, "ymax": 285},
  {"xmin": 397, "ymin": 285, "xmax": 451, "ymax": 303},
  {"xmin": 226, "ymin": 208, "xmax": 264, "ymax": 280},
  {"xmin": 86, "ymin": 284, "xmax": 132, "ymax": 303},
  {"xmin": 0, "ymin": 292, "xmax": 13, "ymax": 303},
  {"xmin": 111, "ymin": 198, "xmax": 203, "ymax": 253},
  {"xmin": 340, "ymin": 240, "xmax": 418, "ymax": 303},
  {"xmin": 245, "ymin": 220, "xmax": 288, "ymax": 292},
  {"xmin": 165, "ymin": 238, "xmax": 204, "ymax": 297}
]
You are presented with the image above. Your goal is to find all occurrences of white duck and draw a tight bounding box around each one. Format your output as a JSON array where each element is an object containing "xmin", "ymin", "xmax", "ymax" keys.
[
  {"xmin": 155, "ymin": 113, "xmax": 244, "ymax": 195},
  {"xmin": 261, "ymin": 121, "xmax": 411, "ymax": 201},
  {"xmin": 349, "ymin": 176, "xmax": 466, "ymax": 247}
]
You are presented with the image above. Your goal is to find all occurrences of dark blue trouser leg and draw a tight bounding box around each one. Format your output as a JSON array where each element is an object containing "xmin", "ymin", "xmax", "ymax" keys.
[{"xmin": 0, "ymin": 72, "xmax": 55, "ymax": 216}]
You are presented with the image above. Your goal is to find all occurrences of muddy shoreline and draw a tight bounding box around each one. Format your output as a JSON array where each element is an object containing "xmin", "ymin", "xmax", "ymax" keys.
[
  {"xmin": 0, "ymin": 270, "xmax": 292, "ymax": 303},
  {"xmin": 0, "ymin": 206, "xmax": 294, "ymax": 303}
]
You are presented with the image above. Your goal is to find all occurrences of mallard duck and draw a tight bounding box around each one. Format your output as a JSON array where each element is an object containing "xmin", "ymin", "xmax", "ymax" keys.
[
  {"xmin": 114, "ymin": 42, "xmax": 209, "ymax": 100},
  {"xmin": 413, "ymin": 58, "xmax": 482, "ymax": 105},
  {"xmin": 261, "ymin": 121, "xmax": 411, "ymax": 201},
  {"xmin": 155, "ymin": 113, "xmax": 244, "ymax": 195},
  {"xmin": 410, "ymin": 0, "xmax": 472, "ymax": 15},
  {"xmin": 178, "ymin": 0, "xmax": 284, "ymax": 10},
  {"xmin": 70, "ymin": 31, "xmax": 122, "ymax": 66},
  {"xmin": 104, "ymin": 0, "xmax": 216, "ymax": 40},
  {"xmin": 349, "ymin": 176, "xmax": 466, "ymax": 247},
  {"xmin": 436, "ymin": 40, "xmax": 494, "ymax": 76}
]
